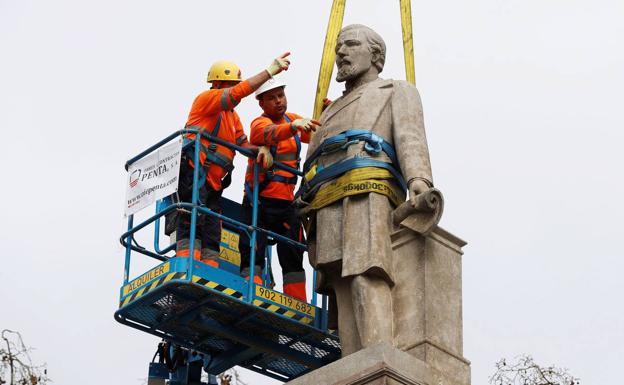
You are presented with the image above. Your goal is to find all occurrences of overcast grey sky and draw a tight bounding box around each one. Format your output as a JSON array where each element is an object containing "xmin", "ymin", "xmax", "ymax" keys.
[{"xmin": 1, "ymin": 0, "xmax": 623, "ymax": 384}]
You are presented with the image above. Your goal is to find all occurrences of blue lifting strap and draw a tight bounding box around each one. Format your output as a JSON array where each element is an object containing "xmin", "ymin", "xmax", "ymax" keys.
[
  {"xmin": 303, "ymin": 129, "xmax": 398, "ymax": 173},
  {"xmin": 296, "ymin": 157, "xmax": 407, "ymax": 201},
  {"xmin": 297, "ymin": 129, "xmax": 405, "ymax": 201}
]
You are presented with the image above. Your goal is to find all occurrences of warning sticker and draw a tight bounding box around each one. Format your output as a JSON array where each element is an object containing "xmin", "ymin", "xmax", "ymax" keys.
[
  {"xmin": 219, "ymin": 248, "xmax": 241, "ymax": 266},
  {"xmin": 219, "ymin": 228, "xmax": 241, "ymax": 266},
  {"xmin": 220, "ymin": 229, "xmax": 240, "ymax": 251}
]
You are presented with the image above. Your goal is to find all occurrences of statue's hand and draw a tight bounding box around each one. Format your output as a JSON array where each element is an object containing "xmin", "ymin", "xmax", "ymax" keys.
[{"xmin": 408, "ymin": 178, "xmax": 432, "ymax": 206}]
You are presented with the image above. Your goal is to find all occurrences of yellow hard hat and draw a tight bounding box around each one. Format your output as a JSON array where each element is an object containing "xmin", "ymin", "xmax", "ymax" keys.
[{"xmin": 206, "ymin": 60, "xmax": 242, "ymax": 83}]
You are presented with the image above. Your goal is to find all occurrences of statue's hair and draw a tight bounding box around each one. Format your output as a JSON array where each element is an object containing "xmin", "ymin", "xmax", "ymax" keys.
[{"xmin": 339, "ymin": 24, "xmax": 386, "ymax": 73}]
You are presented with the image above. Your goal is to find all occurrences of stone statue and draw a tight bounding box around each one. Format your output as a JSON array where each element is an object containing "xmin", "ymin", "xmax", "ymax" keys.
[{"xmin": 303, "ymin": 24, "xmax": 434, "ymax": 356}]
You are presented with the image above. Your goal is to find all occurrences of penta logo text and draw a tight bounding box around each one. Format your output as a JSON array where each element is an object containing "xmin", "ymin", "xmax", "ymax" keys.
[{"xmin": 140, "ymin": 164, "xmax": 170, "ymax": 182}]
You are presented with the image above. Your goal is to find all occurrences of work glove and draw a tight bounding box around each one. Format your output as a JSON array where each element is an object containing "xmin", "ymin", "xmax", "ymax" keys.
[
  {"xmin": 293, "ymin": 196, "xmax": 312, "ymax": 216},
  {"xmin": 266, "ymin": 52, "xmax": 291, "ymax": 76},
  {"xmin": 291, "ymin": 118, "xmax": 321, "ymax": 133},
  {"xmin": 256, "ymin": 146, "xmax": 273, "ymax": 169}
]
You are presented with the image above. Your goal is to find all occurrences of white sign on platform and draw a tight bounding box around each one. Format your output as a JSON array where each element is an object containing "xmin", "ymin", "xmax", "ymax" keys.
[{"xmin": 125, "ymin": 138, "xmax": 182, "ymax": 216}]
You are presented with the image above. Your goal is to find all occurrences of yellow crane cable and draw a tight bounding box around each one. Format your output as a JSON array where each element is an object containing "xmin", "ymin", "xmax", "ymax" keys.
[
  {"xmin": 313, "ymin": 0, "xmax": 416, "ymax": 119},
  {"xmin": 312, "ymin": 0, "xmax": 346, "ymax": 120},
  {"xmin": 399, "ymin": 0, "xmax": 416, "ymax": 85}
]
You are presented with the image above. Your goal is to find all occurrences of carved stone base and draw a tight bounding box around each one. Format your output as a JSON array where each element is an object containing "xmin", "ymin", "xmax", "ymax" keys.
[{"xmin": 287, "ymin": 343, "xmax": 464, "ymax": 385}]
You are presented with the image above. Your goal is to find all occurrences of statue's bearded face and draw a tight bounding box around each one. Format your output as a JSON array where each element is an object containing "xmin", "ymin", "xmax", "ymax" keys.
[{"xmin": 335, "ymin": 30, "xmax": 374, "ymax": 82}]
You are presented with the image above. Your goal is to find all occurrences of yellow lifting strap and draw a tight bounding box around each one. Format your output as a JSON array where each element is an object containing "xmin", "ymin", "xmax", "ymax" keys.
[
  {"xmin": 308, "ymin": 167, "xmax": 406, "ymax": 210},
  {"xmin": 400, "ymin": 0, "xmax": 416, "ymax": 85},
  {"xmin": 312, "ymin": 0, "xmax": 416, "ymax": 119},
  {"xmin": 313, "ymin": 0, "xmax": 346, "ymax": 120}
]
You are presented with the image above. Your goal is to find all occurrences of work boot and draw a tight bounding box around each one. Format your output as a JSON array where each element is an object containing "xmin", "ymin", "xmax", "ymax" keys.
[
  {"xmin": 283, "ymin": 282, "xmax": 307, "ymax": 302},
  {"xmin": 283, "ymin": 271, "xmax": 307, "ymax": 301},
  {"xmin": 200, "ymin": 248, "xmax": 220, "ymax": 268},
  {"xmin": 241, "ymin": 266, "xmax": 263, "ymax": 285},
  {"xmin": 176, "ymin": 238, "xmax": 201, "ymax": 260}
]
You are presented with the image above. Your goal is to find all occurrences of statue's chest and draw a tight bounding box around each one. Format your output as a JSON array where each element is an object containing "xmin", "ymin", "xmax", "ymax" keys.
[
  {"xmin": 307, "ymin": 97, "xmax": 394, "ymax": 167},
  {"xmin": 307, "ymin": 81, "xmax": 394, "ymax": 156},
  {"xmin": 318, "ymin": 101, "xmax": 360, "ymax": 141}
]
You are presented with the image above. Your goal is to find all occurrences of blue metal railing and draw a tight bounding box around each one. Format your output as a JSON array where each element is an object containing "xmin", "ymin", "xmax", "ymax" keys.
[{"xmin": 120, "ymin": 128, "xmax": 328, "ymax": 327}]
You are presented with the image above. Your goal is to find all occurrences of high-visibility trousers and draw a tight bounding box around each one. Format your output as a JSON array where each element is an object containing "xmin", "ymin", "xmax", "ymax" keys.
[{"xmin": 239, "ymin": 197, "xmax": 306, "ymax": 290}]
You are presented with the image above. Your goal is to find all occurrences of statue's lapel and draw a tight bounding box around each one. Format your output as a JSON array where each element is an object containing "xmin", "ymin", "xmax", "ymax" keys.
[
  {"xmin": 352, "ymin": 78, "xmax": 393, "ymax": 128},
  {"xmin": 321, "ymin": 85, "xmax": 366, "ymax": 123}
]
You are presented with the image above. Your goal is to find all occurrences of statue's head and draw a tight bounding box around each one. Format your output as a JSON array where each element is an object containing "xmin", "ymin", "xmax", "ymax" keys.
[{"xmin": 335, "ymin": 24, "xmax": 386, "ymax": 82}]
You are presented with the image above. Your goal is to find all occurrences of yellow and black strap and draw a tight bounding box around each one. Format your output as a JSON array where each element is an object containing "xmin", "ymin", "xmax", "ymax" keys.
[{"xmin": 308, "ymin": 167, "xmax": 405, "ymax": 210}]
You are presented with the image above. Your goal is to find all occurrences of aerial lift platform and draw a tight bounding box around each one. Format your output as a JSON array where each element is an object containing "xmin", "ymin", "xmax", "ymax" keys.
[{"xmin": 115, "ymin": 129, "xmax": 340, "ymax": 383}]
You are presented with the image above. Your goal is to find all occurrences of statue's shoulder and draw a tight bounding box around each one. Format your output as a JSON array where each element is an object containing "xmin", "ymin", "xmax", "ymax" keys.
[
  {"xmin": 388, "ymin": 79, "xmax": 418, "ymax": 91},
  {"xmin": 368, "ymin": 78, "xmax": 420, "ymax": 95},
  {"xmin": 385, "ymin": 79, "xmax": 422, "ymax": 103},
  {"xmin": 366, "ymin": 78, "xmax": 394, "ymax": 90}
]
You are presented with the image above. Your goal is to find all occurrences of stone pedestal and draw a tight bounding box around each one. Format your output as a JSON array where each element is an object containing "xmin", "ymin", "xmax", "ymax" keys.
[
  {"xmin": 289, "ymin": 225, "xmax": 470, "ymax": 385},
  {"xmin": 390, "ymin": 226, "xmax": 470, "ymax": 385},
  {"xmin": 287, "ymin": 343, "xmax": 460, "ymax": 385}
]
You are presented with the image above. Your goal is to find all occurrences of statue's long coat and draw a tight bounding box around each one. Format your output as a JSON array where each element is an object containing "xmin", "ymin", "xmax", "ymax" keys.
[{"xmin": 307, "ymin": 78, "xmax": 433, "ymax": 290}]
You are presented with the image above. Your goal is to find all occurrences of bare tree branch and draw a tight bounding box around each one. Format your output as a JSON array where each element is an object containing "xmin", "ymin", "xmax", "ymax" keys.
[
  {"xmin": 1, "ymin": 329, "xmax": 50, "ymax": 385},
  {"xmin": 489, "ymin": 355, "xmax": 579, "ymax": 385}
]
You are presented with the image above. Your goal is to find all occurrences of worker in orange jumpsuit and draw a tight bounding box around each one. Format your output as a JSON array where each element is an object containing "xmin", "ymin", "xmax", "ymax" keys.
[
  {"xmin": 176, "ymin": 53, "xmax": 291, "ymax": 266},
  {"xmin": 239, "ymin": 77, "xmax": 320, "ymax": 301}
]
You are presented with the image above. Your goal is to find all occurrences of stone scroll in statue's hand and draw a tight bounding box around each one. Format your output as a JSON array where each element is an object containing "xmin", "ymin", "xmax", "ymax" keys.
[{"xmin": 392, "ymin": 188, "xmax": 444, "ymax": 236}]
